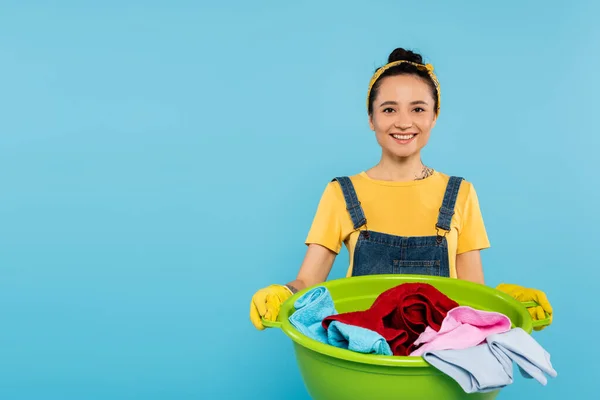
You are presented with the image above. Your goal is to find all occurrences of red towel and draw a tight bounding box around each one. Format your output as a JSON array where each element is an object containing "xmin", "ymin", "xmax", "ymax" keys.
[{"xmin": 322, "ymin": 283, "xmax": 459, "ymax": 356}]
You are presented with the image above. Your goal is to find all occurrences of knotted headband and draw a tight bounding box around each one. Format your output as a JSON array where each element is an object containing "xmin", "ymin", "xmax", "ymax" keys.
[{"xmin": 366, "ymin": 60, "xmax": 441, "ymax": 117}]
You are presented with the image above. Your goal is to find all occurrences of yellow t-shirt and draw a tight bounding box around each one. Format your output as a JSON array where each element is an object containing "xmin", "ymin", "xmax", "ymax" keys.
[{"xmin": 305, "ymin": 170, "xmax": 491, "ymax": 278}]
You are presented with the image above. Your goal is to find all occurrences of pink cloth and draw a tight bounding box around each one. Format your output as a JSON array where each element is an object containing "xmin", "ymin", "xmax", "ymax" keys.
[{"xmin": 409, "ymin": 306, "xmax": 511, "ymax": 356}]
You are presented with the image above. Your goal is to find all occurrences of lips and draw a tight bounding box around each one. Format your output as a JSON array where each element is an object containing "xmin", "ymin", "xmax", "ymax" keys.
[{"xmin": 390, "ymin": 133, "xmax": 417, "ymax": 140}]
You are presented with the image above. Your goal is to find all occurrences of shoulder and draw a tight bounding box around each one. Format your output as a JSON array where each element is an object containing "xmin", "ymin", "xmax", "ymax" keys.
[
  {"xmin": 433, "ymin": 171, "xmax": 478, "ymax": 202},
  {"xmin": 317, "ymin": 176, "xmax": 351, "ymax": 202},
  {"xmin": 316, "ymin": 172, "xmax": 368, "ymax": 203},
  {"xmin": 326, "ymin": 173, "xmax": 364, "ymax": 189},
  {"xmin": 434, "ymin": 171, "xmax": 475, "ymax": 188}
]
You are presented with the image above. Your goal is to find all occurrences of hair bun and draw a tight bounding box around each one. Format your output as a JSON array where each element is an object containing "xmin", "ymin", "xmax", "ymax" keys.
[{"xmin": 387, "ymin": 48, "xmax": 423, "ymax": 64}]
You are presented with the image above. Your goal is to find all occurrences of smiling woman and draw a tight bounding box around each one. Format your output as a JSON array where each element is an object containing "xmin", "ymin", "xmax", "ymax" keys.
[{"xmin": 249, "ymin": 47, "xmax": 553, "ymax": 333}]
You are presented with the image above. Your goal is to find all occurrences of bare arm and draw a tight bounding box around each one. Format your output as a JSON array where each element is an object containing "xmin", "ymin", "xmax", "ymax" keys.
[
  {"xmin": 285, "ymin": 243, "xmax": 337, "ymax": 293},
  {"xmin": 456, "ymin": 250, "xmax": 485, "ymax": 285}
]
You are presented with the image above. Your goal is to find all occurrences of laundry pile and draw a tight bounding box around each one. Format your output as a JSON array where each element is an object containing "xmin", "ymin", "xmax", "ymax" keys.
[{"xmin": 288, "ymin": 283, "xmax": 557, "ymax": 394}]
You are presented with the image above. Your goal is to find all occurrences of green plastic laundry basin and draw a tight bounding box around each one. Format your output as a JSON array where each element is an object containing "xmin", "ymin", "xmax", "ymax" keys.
[{"xmin": 263, "ymin": 274, "xmax": 548, "ymax": 400}]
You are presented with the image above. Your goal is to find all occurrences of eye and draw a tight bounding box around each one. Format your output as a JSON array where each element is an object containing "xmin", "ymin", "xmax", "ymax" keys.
[
  {"xmin": 382, "ymin": 108, "xmax": 395, "ymax": 113},
  {"xmin": 413, "ymin": 107, "xmax": 425, "ymax": 113}
]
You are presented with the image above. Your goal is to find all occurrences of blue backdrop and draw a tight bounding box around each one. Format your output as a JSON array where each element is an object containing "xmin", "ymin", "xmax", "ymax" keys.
[{"xmin": 1, "ymin": 1, "xmax": 598, "ymax": 398}]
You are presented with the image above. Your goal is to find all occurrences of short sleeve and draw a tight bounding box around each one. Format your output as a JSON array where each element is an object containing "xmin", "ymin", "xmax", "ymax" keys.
[
  {"xmin": 304, "ymin": 182, "xmax": 345, "ymax": 254},
  {"xmin": 456, "ymin": 182, "xmax": 491, "ymax": 254}
]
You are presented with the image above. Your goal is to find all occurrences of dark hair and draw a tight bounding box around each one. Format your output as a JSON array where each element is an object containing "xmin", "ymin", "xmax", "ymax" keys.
[{"xmin": 367, "ymin": 48, "xmax": 439, "ymax": 115}]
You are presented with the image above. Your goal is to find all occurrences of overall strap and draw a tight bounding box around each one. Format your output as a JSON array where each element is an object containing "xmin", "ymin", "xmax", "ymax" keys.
[
  {"xmin": 332, "ymin": 177, "xmax": 367, "ymax": 230},
  {"xmin": 436, "ymin": 176, "xmax": 464, "ymax": 232}
]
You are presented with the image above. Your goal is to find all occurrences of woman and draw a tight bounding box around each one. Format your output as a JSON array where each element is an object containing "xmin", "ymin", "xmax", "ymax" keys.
[{"xmin": 250, "ymin": 47, "xmax": 553, "ymax": 331}]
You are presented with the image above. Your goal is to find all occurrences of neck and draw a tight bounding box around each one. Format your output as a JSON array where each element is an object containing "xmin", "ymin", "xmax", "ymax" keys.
[{"xmin": 368, "ymin": 154, "xmax": 433, "ymax": 182}]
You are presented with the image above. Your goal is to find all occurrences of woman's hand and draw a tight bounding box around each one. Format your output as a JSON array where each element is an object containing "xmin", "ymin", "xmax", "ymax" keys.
[
  {"xmin": 249, "ymin": 284, "xmax": 294, "ymax": 330},
  {"xmin": 250, "ymin": 244, "xmax": 336, "ymax": 331},
  {"xmin": 496, "ymin": 283, "xmax": 553, "ymax": 331}
]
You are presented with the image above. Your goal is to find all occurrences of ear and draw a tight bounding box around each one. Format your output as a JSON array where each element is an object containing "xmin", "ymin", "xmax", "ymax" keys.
[
  {"xmin": 431, "ymin": 114, "xmax": 437, "ymax": 129},
  {"xmin": 368, "ymin": 114, "xmax": 375, "ymax": 131}
]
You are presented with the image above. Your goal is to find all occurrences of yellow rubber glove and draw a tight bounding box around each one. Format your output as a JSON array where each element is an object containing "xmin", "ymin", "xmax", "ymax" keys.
[
  {"xmin": 250, "ymin": 284, "xmax": 293, "ymax": 330},
  {"xmin": 496, "ymin": 283, "xmax": 553, "ymax": 331}
]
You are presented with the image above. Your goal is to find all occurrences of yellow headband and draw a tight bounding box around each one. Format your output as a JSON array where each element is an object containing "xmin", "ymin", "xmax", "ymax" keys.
[{"xmin": 366, "ymin": 60, "xmax": 441, "ymax": 116}]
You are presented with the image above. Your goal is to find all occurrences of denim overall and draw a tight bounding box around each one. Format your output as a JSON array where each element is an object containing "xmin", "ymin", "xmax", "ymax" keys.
[{"xmin": 333, "ymin": 176, "xmax": 463, "ymax": 277}]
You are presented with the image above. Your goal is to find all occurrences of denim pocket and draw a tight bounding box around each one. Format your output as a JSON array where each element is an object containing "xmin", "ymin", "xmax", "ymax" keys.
[{"xmin": 393, "ymin": 260, "xmax": 441, "ymax": 276}]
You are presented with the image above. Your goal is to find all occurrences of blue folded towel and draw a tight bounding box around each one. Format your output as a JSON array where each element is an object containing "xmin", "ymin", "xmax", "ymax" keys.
[
  {"xmin": 289, "ymin": 286, "xmax": 392, "ymax": 355},
  {"xmin": 328, "ymin": 320, "xmax": 393, "ymax": 356},
  {"xmin": 422, "ymin": 328, "xmax": 557, "ymax": 394},
  {"xmin": 288, "ymin": 286, "xmax": 336, "ymax": 344}
]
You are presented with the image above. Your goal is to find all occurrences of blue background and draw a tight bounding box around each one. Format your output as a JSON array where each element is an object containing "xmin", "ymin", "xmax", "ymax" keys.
[{"xmin": 1, "ymin": 0, "xmax": 598, "ymax": 398}]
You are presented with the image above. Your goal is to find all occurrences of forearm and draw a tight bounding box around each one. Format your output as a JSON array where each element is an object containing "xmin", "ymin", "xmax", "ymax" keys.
[
  {"xmin": 284, "ymin": 279, "xmax": 306, "ymax": 293},
  {"xmin": 285, "ymin": 244, "xmax": 337, "ymax": 293},
  {"xmin": 456, "ymin": 250, "xmax": 485, "ymax": 285},
  {"xmin": 457, "ymin": 268, "xmax": 485, "ymax": 285}
]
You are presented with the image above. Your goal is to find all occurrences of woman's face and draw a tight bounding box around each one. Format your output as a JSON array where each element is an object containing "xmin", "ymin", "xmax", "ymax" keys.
[{"xmin": 369, "ymin": 74, "xmax": 437, "ymax": 160}]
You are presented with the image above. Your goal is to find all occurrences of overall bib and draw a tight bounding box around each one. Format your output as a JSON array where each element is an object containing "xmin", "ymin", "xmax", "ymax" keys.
[{"xmin": 333, "ymin": 176, "xmax": 463, "ymax": 277}]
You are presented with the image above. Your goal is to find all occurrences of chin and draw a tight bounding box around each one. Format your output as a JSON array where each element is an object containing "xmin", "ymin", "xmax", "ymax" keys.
[
  {"xmin": 392, "ymin": 151, "xmax": 419, "ymax": 159},
  {"xmin": 385, "ymin": 146, "xmax": 420, "ymax": 159}
]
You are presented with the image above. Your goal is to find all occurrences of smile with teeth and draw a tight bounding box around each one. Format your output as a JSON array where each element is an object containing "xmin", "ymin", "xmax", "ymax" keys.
[{"xmin": 392, "ymin": 134, "xmax": 416, "ymax": 140}]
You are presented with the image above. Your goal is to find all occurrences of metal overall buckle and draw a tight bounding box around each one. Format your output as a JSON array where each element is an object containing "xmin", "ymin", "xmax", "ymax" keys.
[
  {"xmin": 359, "ymin": 219, "xmax": 370, "ymax": 239},
  {"xmin": 347, "ymin": 202, "xmax": 370, "ymax": 239},
  {"xmin": 435, "ymin": 226, "xmax": 449, "ymax": 244}
]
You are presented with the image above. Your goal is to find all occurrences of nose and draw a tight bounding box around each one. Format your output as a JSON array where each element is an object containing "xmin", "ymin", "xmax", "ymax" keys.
[{"xmin": 393, "ymin": 111, "xmax": 413, "ymax": 130}]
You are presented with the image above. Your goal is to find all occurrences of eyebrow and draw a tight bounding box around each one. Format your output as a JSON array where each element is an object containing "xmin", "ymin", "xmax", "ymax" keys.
[{"xmin": 379, "ymin": 100, "xmax": 429, "ymax": 107}]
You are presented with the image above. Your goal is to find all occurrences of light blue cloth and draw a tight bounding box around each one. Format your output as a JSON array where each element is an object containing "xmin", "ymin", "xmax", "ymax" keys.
[
  {"xmin": 423, "ymin": 343, "xmax": 514, "ymax": 393},
  {"xmin": 288, "ymin": 286, "xmax": 392, "ymax": 355},
  {"xmin": 487, "ymin": 327, "xmax": 558, "ymax": 385},
  {"xmin": 422, "ymin": 327, "xmax": 557, "ymax": 394}
]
